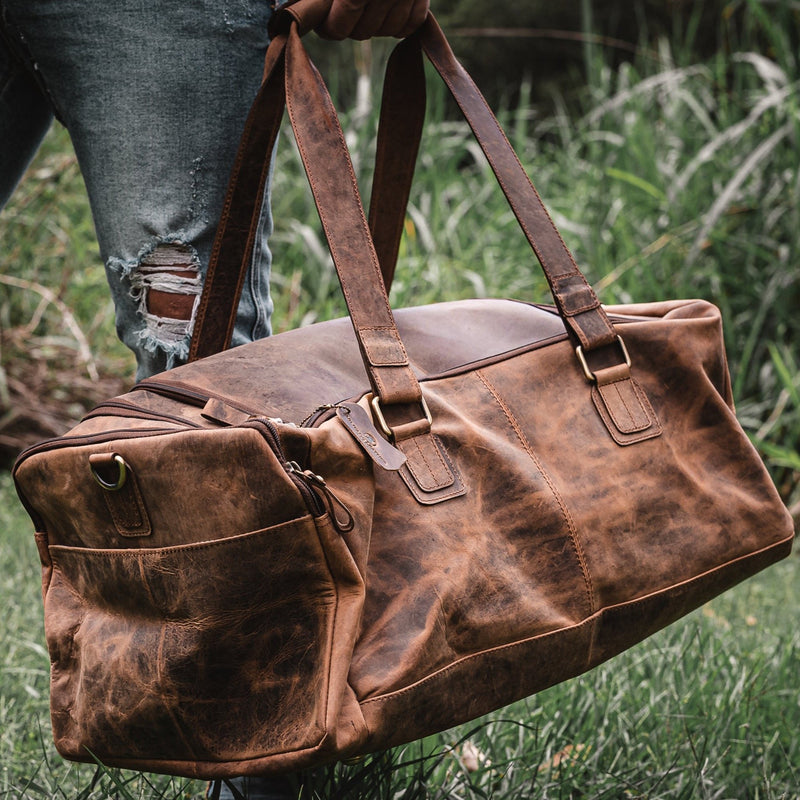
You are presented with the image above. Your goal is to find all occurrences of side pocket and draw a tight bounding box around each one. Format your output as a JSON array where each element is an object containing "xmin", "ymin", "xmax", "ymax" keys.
[{"xmin": 44, "ymin": 514, "xmax": 364, "ymax": 773}]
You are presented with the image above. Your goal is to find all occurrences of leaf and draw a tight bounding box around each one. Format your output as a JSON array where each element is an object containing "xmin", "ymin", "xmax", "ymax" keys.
[
  {"xmin": 537, "ymin": 743, "xmax": 591, "ymax": 773},
  {"xmin": 605, "ymin": 168, "xmax": 666, "ymax": 201}
]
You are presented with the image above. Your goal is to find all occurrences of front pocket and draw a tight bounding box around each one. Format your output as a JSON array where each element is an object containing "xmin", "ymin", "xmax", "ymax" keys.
[{"xmin": 45, "ymin": 516, "xmax": 355, "ymax": 766}]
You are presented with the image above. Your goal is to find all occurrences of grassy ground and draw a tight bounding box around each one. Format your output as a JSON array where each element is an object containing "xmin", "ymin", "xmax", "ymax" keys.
[{"xmin": 1, "ymin": 1, "xmax": 798, "ymax": 797}]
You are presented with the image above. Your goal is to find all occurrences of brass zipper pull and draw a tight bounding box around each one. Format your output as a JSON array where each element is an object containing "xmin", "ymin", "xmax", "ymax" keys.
[{"xmin": 286, "ymin": 461, "xmax": 355, "ymax": 533}]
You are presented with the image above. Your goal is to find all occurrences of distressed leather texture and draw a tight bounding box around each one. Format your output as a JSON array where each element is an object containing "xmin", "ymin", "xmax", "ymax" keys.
[{"xmin": 13, "ymin": 8, "xmax": 795, "ymax": 781}]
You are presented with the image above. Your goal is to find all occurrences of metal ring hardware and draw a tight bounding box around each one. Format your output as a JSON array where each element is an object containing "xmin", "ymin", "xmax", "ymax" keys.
[
  {"xmin": 575, "ymin": 335, "xmax": 631, "ymax": 382},
  {"xmin": 90, "ymin": 454, "xmax": 129, "ymax": 491},
  {"xmin": 369, "ymin": 393, "xmax": 432, "ymax": 440}
]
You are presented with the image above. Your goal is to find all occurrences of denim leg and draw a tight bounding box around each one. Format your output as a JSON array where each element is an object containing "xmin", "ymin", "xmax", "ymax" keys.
[
  {"xmin": 0, "ymin": 24, "xmax": 53, "ymax": 208},
  {"xmin": 0, "ymin": 0, "xmax": 275, "ymax": 380}
]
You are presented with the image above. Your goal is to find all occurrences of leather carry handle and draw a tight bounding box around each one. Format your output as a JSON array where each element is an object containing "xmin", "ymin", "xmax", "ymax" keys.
[
  {"xmin": 367, "ymin": 33, "xmax": 426, "ymax": 292},
  {"xmin": 369, "ymin": 21, "xmax": 618, "ymax": 351},
  {"xmin": 190, "ymin": 11, "xmax": 622, "ymax": 381},
  {"xmin": 189, "ymin": 36, "xmax": 288, "ymax": 363},
  {"xmin": 188, "ymin": 8, "xmax": 422, "ymax": 360},
  {"xmin": 282, "ymin": 24, "xmax": 426, "ymax": 411},
  {"xmin": 190, "ymin": 13, "xmax": 619, "ymax": 366},
  {"xmin": 192, "ymin": 25, "xmax": 427, "ymax": 419}
]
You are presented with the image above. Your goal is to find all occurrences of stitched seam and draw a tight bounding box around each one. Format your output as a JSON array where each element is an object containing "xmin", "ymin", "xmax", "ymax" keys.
[
  {"xmin": 632, "ymin": 379, "xmax": 661, "ymax": 428},
  {"xmin": 613, "ymin": 383, "xmax": 640, "ymax": 430},
  {"xmin": 361, "ymin": 326, "xmax": 410, "ymax": 366},
  {"xmin": 591, "ymin": 389, "xmax": 662, "ymax": 445},
  {"xmin": 49, "ymin": 515, "xmax": 315, "ymax": 558},
  {"xmin": 401, "ymin": 459, "xmax": 466, "ymax": 504},
  {"xmin": 475, "ymin": 370, "xmax": 596, "ymax": 616},
  {"xmin": 360, "ymin": 615, "xmax": 594, "ymax": 707},
  {"xmin": 609, "ymin": 383, "xmax": 638, "ymax": 431},
  {"xmin": 551, "ymin": 278, "xmax": 601, "ymax": 316},
  {"xmin": 405, "ymin": 435, "xmax": 450, "ymax": 491},
  {"xmin": 105, "ymin": 496, "xmax": 150, "ymax": 537},
  {"xmin": 409, "ymin": 437, "xmax": 435, "ymax": 485},
  {"xmin": 599, "ymin": 375, "xmax": 649, "ymax": 432},
  {"xmin": 554, "ymin": 298, "xmax": 600, "ymax": 316},
  {"xmin": 599, "ymin": 378, "xmax": 656, "ymax": 433}
]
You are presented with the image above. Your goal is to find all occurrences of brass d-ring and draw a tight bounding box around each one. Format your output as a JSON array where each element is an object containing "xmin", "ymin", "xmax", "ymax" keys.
[{"xmin": 90, "ymin": 454, "xmax": 128, "ymax": 491}]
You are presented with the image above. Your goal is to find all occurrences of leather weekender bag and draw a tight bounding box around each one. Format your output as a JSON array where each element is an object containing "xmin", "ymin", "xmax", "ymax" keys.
[{"xmin": 13, "ymin": 3, "xmax": 795, "ymax": 781}]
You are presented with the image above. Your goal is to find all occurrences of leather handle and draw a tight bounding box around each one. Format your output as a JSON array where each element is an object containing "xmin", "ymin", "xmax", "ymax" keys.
[
  {"xmin": 192, "ymin": 26, "xmax": 425, "ymax": 415},
  {"xmin": 370, "ymin": 19, "xmax": 618, "ymax": 351},
  {"xmin": 368, "ymin": 35, "xmax": 426, "ymax": 291},
  {"xmin": 190, "ymin": 14, "xmax": 621, "ymax": 369},
  {"xmin": 189, "ymin": 34, "xmax": 288, "ymax": 362},
  {"xmin": 283, "ymin": 23, "xmax": 425, "ymax": 409}
]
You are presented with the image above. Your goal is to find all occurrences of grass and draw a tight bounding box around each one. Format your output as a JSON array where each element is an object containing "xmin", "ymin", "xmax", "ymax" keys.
[{"xmin": 1, "ymin": 0, "xmax": 799, "ymax": 796}]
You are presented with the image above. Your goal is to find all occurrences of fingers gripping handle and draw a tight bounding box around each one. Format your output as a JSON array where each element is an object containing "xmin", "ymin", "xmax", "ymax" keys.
[{"xmin": 269, "ymin": 0, "xmax": 333, "ymax": 37}]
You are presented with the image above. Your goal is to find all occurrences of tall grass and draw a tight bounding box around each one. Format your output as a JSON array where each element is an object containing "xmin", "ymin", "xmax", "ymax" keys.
[
  {"xmin": 0, "ymin": 1, "xmax": 798, "ymax": 797},
  {"xmin": 0, "ymin": 131, "xmax": 128, "ymax": 377}
]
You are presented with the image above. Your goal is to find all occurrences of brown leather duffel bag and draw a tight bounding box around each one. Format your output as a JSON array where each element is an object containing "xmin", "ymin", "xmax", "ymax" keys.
[{"xmin": 13, "ymin": 4, "xmax": 795, "ymax": 781}]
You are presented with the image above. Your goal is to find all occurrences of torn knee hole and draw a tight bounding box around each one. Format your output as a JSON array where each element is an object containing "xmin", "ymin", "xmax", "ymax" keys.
[{"xmin": 130, "ymin": 242, "xmax": 202, "ymax": 321}]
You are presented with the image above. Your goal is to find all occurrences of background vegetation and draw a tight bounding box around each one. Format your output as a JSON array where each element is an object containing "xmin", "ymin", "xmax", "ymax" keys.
[{"xmin": 0, "ymin": 0, "xmax": 797, "ymax": 796}]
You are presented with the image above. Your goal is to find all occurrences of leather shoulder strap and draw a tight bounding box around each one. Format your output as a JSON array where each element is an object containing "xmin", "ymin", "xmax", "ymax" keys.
[{"xmin": 189, "ymin": 34, "xmax": 288, "ymax": 362}]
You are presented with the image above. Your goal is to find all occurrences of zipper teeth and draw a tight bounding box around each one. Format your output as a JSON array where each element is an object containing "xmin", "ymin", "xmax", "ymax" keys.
[
  {"xmin": 84, "ymin": 400, "xmax": 204, "ymax": 428},
  {"xmin": 290, "ymin": 473, "xmax": 325, "ymax": 516},
  {"xmin": 303, "ymin": 406, "xmax": 338, "ymax": 429}
]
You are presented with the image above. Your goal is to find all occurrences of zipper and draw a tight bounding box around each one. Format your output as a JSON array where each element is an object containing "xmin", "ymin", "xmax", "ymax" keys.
[
  {"xmin": 131, "ymin": 380, "xmax": 210, "ymax": 407},
  {"xmin": 13, "ymin": 427, "xmax": 188, "ymax": 470},
  {"xmin": 245, "ymin": 418, "xmax": 354, "ymax": 533},
  {"xmin": 135, "ymin": 380, "xmax": 266, "ymax": 418},
  {"xmin": 83, "ymin": 399, "xmax": 204, "ymax": 428}
]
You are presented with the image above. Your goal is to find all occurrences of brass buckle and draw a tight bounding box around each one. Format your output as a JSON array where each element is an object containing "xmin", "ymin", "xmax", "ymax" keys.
[
  {"xmin": 369, "ymin": 393, "xmax": 432, "ymax": 440},
  {"xmin": 575, "ymin": 335, "xmax": 631, "ymax": 382}
]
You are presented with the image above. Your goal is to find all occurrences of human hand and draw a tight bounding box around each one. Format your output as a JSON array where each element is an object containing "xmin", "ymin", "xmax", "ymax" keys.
[{"xmin": 317, "ymin": 0, "xmax": 430, "ymax": 40}]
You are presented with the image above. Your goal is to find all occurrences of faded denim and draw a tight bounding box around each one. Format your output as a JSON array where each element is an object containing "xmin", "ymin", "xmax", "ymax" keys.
[{"xmin": 0, "ymin": 0, "xmax": 275, "ymax": 380}]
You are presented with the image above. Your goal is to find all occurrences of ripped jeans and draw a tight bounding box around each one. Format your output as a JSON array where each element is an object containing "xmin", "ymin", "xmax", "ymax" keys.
[{"xmin": 0, "ymin": 0, "xmax": 275, "ymax": 381}]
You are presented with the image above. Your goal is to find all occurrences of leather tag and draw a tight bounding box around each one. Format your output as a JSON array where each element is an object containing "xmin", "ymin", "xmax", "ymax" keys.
[{"xmin": 336, "ymin": 402, "xmax": 407, "ymax": 471}]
